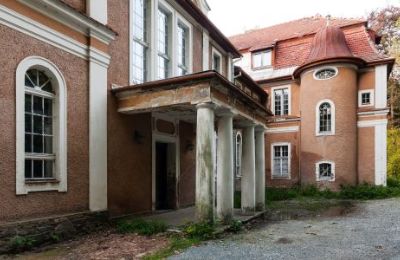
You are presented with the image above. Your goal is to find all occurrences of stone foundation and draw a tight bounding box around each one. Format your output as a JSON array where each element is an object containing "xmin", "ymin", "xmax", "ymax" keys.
[{"xmin": 0, "ymin": 211, "xmax": 108, "ymax": 254}]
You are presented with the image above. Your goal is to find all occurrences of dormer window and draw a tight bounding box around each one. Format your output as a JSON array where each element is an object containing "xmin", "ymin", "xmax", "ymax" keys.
[{"xmin": 252, "ymin": 50, "xmax": 271, "ymax": 69}]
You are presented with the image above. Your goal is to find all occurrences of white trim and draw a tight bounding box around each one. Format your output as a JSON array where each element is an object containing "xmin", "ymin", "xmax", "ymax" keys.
[
  {"xmin": 315, "ymin": 99, "xmax": 336, "ymax": 136},
  {"xmin": 176, "ymin": 12, "xmax": 193, "ymax": 75},
  {"xmin": 266, "ymin": 125, "xmax": 299, "ymax": 134},
  {"xmin": 375, "ymin": 122, "xmax": 387, "ymax": 186},
  {"xmin": 271, "ymin": 142, "xmax": 291, "ymax": 180},
  {"xmin": 151, "ymin": 117, "xmax": 180, "ymax": 211},
  {"xmin": 16, "ymin": 56, "xmax": 67, "ymax": 195},
  {"xmin": 375, "ymin": 65, "xmax": 388, "ymax": 109},
  {"xmin": 313, "ymin": 66, "xmax": 339, "ymax": 81},
  {"xmin": 87, "ymin": 0, "xmax": 108, "ymax": 24},
  {"xmin": 202, "ymin": 31, "xmax": 210, "ymax": 70},
  {"xmin": 358, "ymin": 119, "xmax": 388, "ymax": 128},
  {"xmin": 270, "ymin": 85, "xmax": 291, "ymax": 116},
  {"xmin": 358, "ymin": 109, "xmax": 389, "ymax": 117},
  {"xmin": 315, "ymin": 161, "xmax": 335, "ymax": 182},
  {"xmin": 0, "ymin": 4, "xmax": 111, "ymax": 67},
  {"xmin": 358, "ymin": 89, "xmax": 375, "ymax": 107},
  {"xmin": 211, "ymin": 47, "xmax": 222, "ymax": 73}
]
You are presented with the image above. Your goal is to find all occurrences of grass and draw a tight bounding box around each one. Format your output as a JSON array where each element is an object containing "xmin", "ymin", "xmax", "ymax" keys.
[{"xmin": 116, "ymin": 218, "xmax": 168, "ymax": 236}]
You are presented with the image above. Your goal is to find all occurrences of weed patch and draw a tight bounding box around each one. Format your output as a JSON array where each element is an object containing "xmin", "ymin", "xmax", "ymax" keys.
[
  {"xmin": 9, "ymin": 235, "xmax": 37, "ymax": 253},
  {"xmin": 116, "ymin": 219, "xmax": 167, "ymax": 236}
]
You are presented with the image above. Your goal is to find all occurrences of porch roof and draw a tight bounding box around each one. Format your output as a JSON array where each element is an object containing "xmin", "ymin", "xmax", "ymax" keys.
[{"xmin": 112, "ymin": 71, "xmax": 272, "ymax": 126}]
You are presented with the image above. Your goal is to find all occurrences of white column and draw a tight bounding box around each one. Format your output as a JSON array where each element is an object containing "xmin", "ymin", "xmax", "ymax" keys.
[
  {"xmin": 255, "ymin": 127, "xmax": 266, "ymax": 211},
  {"xmin": 216, "ymin": 113, "xmax": 234, "ymax": 222},
  {"xmin": 89, "ymin": 56, "xmax": 108, "ymax": 211},
  {"xmin": 196, "ymin": 103, "xmax": 216, "ymax": 223},
  {"xmin": 375, "ymin": 121, "xmax": 388, "ymax": 186},
  {"xmin": 241, "ymin": 124, "xmax": 256, "ymax": 214},
  {"xmin": 87, "ymin": 0, "xmax": 108, "ymax": 24}
]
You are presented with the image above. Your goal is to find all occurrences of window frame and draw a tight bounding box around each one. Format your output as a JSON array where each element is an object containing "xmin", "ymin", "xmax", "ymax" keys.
[
  {"xmin": 316, "ymin": 99, "xmax": 335, "ymax": 136},
  {"xmin": 358, "ymin": 89, "xmax": 375, "ymax": 107},
  {"xmin": 16, "ymin": 56, "xmax": 67, "ymax": 195},
  {"xmin": 211, "ymin": 47, "xmax": 222, "ymax": 73},
  {"xmin": 315, "ymin": 161, "xmax": 335, "ymax": 182},
  {"xmin": 271, "ymin": 142, "xmax": 291, "ymax": 179},
  {"xmin": 175, "ymin": 13, "xmax": 193, "ymax": 77},
  {"xmin": 313, "ymin": 66, "xmax": 338, "ymax": 81},
  {"xmin": 234, "ymin": 132, "xmax": 242, "ymax": 178},
  {"xmin": 271, "ymin": 85, "xmax": 291, "ymax": 116},
  {"xmin": 251, "ymin": 49, "xmax": 272, "ymax": 70},
  {"xmin": 156, "ymin": 4, "xmax": 172, "ymax": 80}
]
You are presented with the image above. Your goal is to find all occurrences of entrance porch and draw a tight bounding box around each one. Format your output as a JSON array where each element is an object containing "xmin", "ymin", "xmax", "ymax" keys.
[{"xmin": 112, "ymin": 70, "xmax": 271, "ymax": 223}]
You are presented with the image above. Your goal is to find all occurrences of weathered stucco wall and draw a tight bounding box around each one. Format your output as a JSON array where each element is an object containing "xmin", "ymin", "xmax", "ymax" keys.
[{"xmin": 0, "ymin": 24, "xmax": 89, "ymax": 222}]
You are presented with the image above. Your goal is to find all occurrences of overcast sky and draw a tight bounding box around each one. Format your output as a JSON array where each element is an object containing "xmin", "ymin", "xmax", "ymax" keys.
[{"xmin": 208, "ymin": 0, "xmax": 400, "ymax": 36}]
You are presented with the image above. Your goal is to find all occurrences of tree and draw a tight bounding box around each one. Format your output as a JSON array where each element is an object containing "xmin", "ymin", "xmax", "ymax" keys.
[{"xmin": 368, "ymin": 6, "xmax": 400, "ymax": 128}]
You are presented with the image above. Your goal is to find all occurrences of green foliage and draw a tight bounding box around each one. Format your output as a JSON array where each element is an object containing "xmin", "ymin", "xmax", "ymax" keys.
[
  {"xmin": 388, "ymin": 128, "xmax": 400, "ymax": 179},
  {"xmin": 9, "ymin": 235, "xmax": 36, "ymax": 252},
  {"xmin": 143, "ymin": 236, "xmax": 201, "ymax": 260},
  {"xmin": 183, "ymin": 221, "xmax": 215, "ymax": 240},
  {"xmin": 227, "ymin": 220, "xmax": 243, "ymax": 233},
  {"xmin": 116, "ymin": 219, "xmax": 167, "ymax": 236}
]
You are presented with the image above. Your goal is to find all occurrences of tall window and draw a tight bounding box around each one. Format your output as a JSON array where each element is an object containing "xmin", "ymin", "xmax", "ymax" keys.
[
  {"xmin": 319, "ymin": 103, "xmax": 332, "ymax": 133},
  {"xmin": 252, "ymin": 50, "xmax": 272, "ymax": 69},
  {"xmin": 24, "ymin": 69, "xmax": 55, "ymax": 180},
  {"xmin": 157, "ymin": 9, "xmax": 170, "ymax": 79},
  {"xmin": 177, "ymin": 23, "xmax": 188, "ymax": 76},
  {"xmin": 132, "ymin": 0, "xmax": 148, "ymax": 84},
  {"xmin": 274, "ymin": 88, "xmax": 289, "ymax": 116},
  {"xmin": 235, "ymin": 133, "xmax": 242, "ymax": 178},
  {"xmin": 316, "ymin": 161, "xmax": 335, "ymax": 181},
  {"xmin": 16, "ymin": 56, "xmax": 67, "ymax": 195},
  {"xmin": 272, "ymin": 144, "xmax": 290, "ymax": 178},
  {"xmin": 212, "ymin": 48, "xmax": 222, "ymax": 73}
]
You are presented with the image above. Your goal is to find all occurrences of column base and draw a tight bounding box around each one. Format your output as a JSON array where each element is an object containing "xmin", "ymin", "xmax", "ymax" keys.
[
  {"xmin": 241, "ymin": 207, "xmax": 256, "ymax": 215},
  {"xmin": 256, "ymin": 203, "xmax": 265, "ymax": 212}
]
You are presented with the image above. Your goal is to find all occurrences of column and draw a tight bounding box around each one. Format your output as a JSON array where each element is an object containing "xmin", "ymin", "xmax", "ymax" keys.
[
  {"xmin": 255, "ymin": 127, "xmax": 266, "ymax": 211},
  {"xmin": 241, "ymin": 124, "xmax": 256, "ymax": 214},
  {"xmin": 216, "ymin": 113, "xmax": 234, "ymax": 222},
  {"xmin": 195, "ymin": 103, "xmax": 216, "ymax": 223}
]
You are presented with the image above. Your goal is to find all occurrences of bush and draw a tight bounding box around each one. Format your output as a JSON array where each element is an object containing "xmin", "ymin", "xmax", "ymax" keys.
[
  {"xmin": 388, "ymin": 128, "xmax": 400, "ymax": 180},
  {"xmin": 116, "ymin": 219, "xmax": 167, "ymax": 236},
  {"xmin": 9, "ymin": 235, "xmax": 36, "ymax": 253},
  {"xmin": 227, "ymin": 220, "xmax": 243, "ymax": 233},
  {"xmin": 183, "ymin": 222, "xmax": 215, "ymax": 240}
]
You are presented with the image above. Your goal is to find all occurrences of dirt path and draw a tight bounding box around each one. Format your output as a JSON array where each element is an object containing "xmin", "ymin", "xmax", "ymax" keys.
[{"xmin": 172, "ymin": 198, "xmax": 400, "ymax": 260}]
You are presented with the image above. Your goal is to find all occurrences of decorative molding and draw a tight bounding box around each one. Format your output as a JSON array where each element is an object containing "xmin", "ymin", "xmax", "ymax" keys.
[
  {"xmin": 375, "ymin": 64, "xmax": 388, "ymax": 109},
  {"xmin": 357, "ymin": 119, "xmax": 388, "ymax": 128},
  {"xmin": 266, "ymin": 126, "xmax": 299, "ymax": 134},
  {"xmin": 0, "ymin": 4, "xmax": 111, "ymax": 67}
]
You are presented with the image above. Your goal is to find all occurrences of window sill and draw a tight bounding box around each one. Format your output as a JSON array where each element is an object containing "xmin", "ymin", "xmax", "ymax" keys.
[
  {"xmin": 271, "ymin": 176, "xmax": 291, "ymax": 180},
  {"xmin": 317, "ymin": 179, "xmax": 335, "ymax": 182},
  {"xmin": 316, "ymin": 132, "xmax": 335, "ymax": 137},
  {"xmin": 25, "ymin": 179, "xmax": 60, "ymax": 185}
]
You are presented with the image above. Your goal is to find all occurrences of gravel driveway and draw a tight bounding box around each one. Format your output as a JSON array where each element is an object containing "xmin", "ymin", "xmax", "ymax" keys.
[{"xmin": 171, "ymin": 198, "xmax": 400, "ymax": 260}]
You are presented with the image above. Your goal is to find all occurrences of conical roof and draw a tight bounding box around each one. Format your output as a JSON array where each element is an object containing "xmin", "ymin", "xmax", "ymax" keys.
[{"xmin": 293, "ymin": 25, "xmax": 365, "ymax": 78}]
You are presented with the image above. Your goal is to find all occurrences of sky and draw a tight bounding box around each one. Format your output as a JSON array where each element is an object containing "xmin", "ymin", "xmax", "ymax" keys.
[{"xmin": 207, "ymin": 0, "xmax": 400, "ymax": 36}]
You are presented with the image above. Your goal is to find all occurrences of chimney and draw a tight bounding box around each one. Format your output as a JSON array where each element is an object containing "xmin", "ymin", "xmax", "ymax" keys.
[{"xmin": 87, "ymin": 0, "xmax": 108, "ymax": 24}]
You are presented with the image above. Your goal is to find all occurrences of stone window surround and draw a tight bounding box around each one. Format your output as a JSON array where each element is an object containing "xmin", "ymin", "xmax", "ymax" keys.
[
  {"xmin": 16, "ymin": 56, "xmax": 67, "ymax": 195},
  {"xmin": 129, "ymin": 0, "xmax": 193, "ymax": 84},
  {"xmin": 315, "ymin": 161, "xmax": 335, "ymax": 182},
  {"xmin": 358, "ymin": 89, "xmax": 375, "ymax": 107},
  {"xmin": 271, "ymin": 142, "xmax": 291, "ymax": 180},
  {"xmin": 315, "ymin": 99, "xmax": 336, "ymax": 136}
]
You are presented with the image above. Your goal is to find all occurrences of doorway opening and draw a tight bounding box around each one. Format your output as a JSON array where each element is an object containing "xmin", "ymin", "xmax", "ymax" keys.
[{"xmin": 155, "ymin": 142, "xmax": 177, "ymax": 210}]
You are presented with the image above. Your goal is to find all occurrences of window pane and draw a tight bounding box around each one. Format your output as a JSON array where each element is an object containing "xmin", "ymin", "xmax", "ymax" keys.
[
  {"xmin": 25, "ymin": 134, "xmax": 32, "ymax": 153},
  {"xmin": 253, "ymin": 53, "xmax": 262, "ymax": 68},
  {"xmin": 44, "ymin": 98, "xmax": 52, "ymax": 116},
  {"xmin": 26, "ymin": 70, "xmax": 37, "ymax": 87},
  {"xmin": 44, "ymin": 117, "xmax": 52, "ymax": 135},
  {"xmin": 283, "ymin": 89, "xmax": 289, "ymax": 115},
  {"xmin": 25, "ymin": 94, "xmax": 32, "ymax": 112},
  {"xmin": 44, "ymin": 136, "xmax": 53, "ymax": 154},
  {"xmin": 33, "ymin": 115, "xmax": 43, "ymax": 134},
  {"xmin": 132, "ymin": 42, "xmax": 147, "ymax": 83},
  {"xmin": 134, "ymin": 0, "xmax": 147, "ymax": 41},
  {"xmin": 319, "ymin": 103, "xmax": 332, "ymax": 132},
  {"xmin": 33, "ymin": 160, "xmax": 43, "ymax": 178},
  {"xmin": 25, "ymin": 114, "xmax": 32, "ymax": 132},
  {"xmin": 274, "ymin": 90, "xmax": 282, "ymax": 115},
  {"xmin": 213, "ymin": 55, "xmax": 221, "ymax": 72},
  {"xmin": 262, "ymin": 51, "xmax": 272, "ymax": 66},
  {"xmin": 25, "ymin": 159, "xmax": 32, "ymax": 179},
  {"xmin": 44, "ymin": 160, "xmax": 53, "ymax": 178},
  {"xmin": 33, "ymin": 135, "xmax": 43, "ymax": 153},
  {"xmin": 33, "ymin": 96, "xmax": 43, "ymax": 114}
]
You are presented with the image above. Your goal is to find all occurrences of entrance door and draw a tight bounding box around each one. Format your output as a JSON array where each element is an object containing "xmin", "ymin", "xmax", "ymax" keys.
[{"xmin": 155, "ymin": 142, "xmax": 177, "ymax": 210}]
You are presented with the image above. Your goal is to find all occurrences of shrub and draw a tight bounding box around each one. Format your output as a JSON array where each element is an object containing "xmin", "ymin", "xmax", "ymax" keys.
[
  {"xmin": 388, "ymin": 128, "xmax": 400, "ymax": 180},
  {"xmin": 227, "ymin": 220, "xmax": 243, "ymax": 233},
  {"xmin": 9, "ymin": 235, "xmax": 36, "ymax": 252},
  {"xmin": 116, "ymin": 219, "xmax": 167, "ymax": 236},
  {"xmin": 183, "ymin": 222, "xmax": 215, "ymax": 240}
]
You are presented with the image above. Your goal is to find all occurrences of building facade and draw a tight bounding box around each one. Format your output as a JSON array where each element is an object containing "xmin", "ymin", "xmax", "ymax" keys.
[
  {"xmin": 0, "ymin": 0, "xmax": 270, "ymax": 225},
  {"xmin": 231, "ymin": 17, "xmax": 395, "ymax": 190}
]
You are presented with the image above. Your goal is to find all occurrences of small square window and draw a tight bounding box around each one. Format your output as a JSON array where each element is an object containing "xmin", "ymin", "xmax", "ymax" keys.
[
  {"xmin": 316, "ymin": 162, "xmax": 335, "ymax": 181},
  {"xmin": 361, "ymin": 93, "xmax": 371, "ymax": 105}
]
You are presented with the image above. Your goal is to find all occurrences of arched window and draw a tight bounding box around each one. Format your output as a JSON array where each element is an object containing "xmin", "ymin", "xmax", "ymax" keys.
[
  {"xmin": 16, "ymin": 57, "xmax": 67, "ymax": 195},
  {"xmin": 315, "ymin": 161, "xmax": 335, "ymax": 181},
  {"xmin": 235, "ymin": 132, "xmax": 242, "ymax": 178},
  {"xmin": 316, "ymin": 100, "xmax": 335, "ymax": 136}
]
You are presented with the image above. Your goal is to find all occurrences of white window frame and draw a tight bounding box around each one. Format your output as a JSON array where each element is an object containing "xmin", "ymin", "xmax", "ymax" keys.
[
  {"xmin": 358, "ymin": 89, "xmax": 375, "ymax": 107},
  {"xmin": 211, "ymin": 47, "xmax": 222, "ymax": 73},
  {"xmin": 252, "ymin": 50, "xmax": 272, "ymax": 70},
  {"xmin": 129, "ymin": 0, "xmax": 193, "ymax": 84},
  {"xmin": 271, "ymin": 85, "xmax": 291, "ymax": 116},
  {"xmin": 313, "ymin": 66, "xmax": 338, "ymax": 81},
  {"xmin": 315, "ymin": 161, "xmax": 335, "ymax": 182},
  {"xmin": 16, "ymin": 56, "xmax": 67, "ymax": 195},
  {"xmin": 316, "ymin": 99, "xmax": 335, "ymax": 136},
  {"xmin": 235, "ymin": 132, "xmax": 242, "ymax": 178},
  {"xmin": 271, "ymin": 142, "xmax": 291, "ymax": 179}
]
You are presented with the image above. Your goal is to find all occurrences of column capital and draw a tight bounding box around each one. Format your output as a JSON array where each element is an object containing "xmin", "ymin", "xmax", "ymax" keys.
[
  {"xmin": 196, "ymin": 102, "xmax": 216, "ymax": 110},
  {"xmin": 255, "ymin": 125, "xmax": 267, "ymax": 133}
]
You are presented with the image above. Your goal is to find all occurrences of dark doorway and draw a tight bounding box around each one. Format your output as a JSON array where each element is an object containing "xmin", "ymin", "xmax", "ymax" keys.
[{"xmin": 155, "ymin": 142, "xmax": 177, "ymax": 210}]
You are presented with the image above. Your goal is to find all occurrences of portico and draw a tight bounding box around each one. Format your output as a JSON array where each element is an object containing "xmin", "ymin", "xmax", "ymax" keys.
[{"xmin": 112, "ymin": 70, "xmax": 271, "ymax": 223}]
